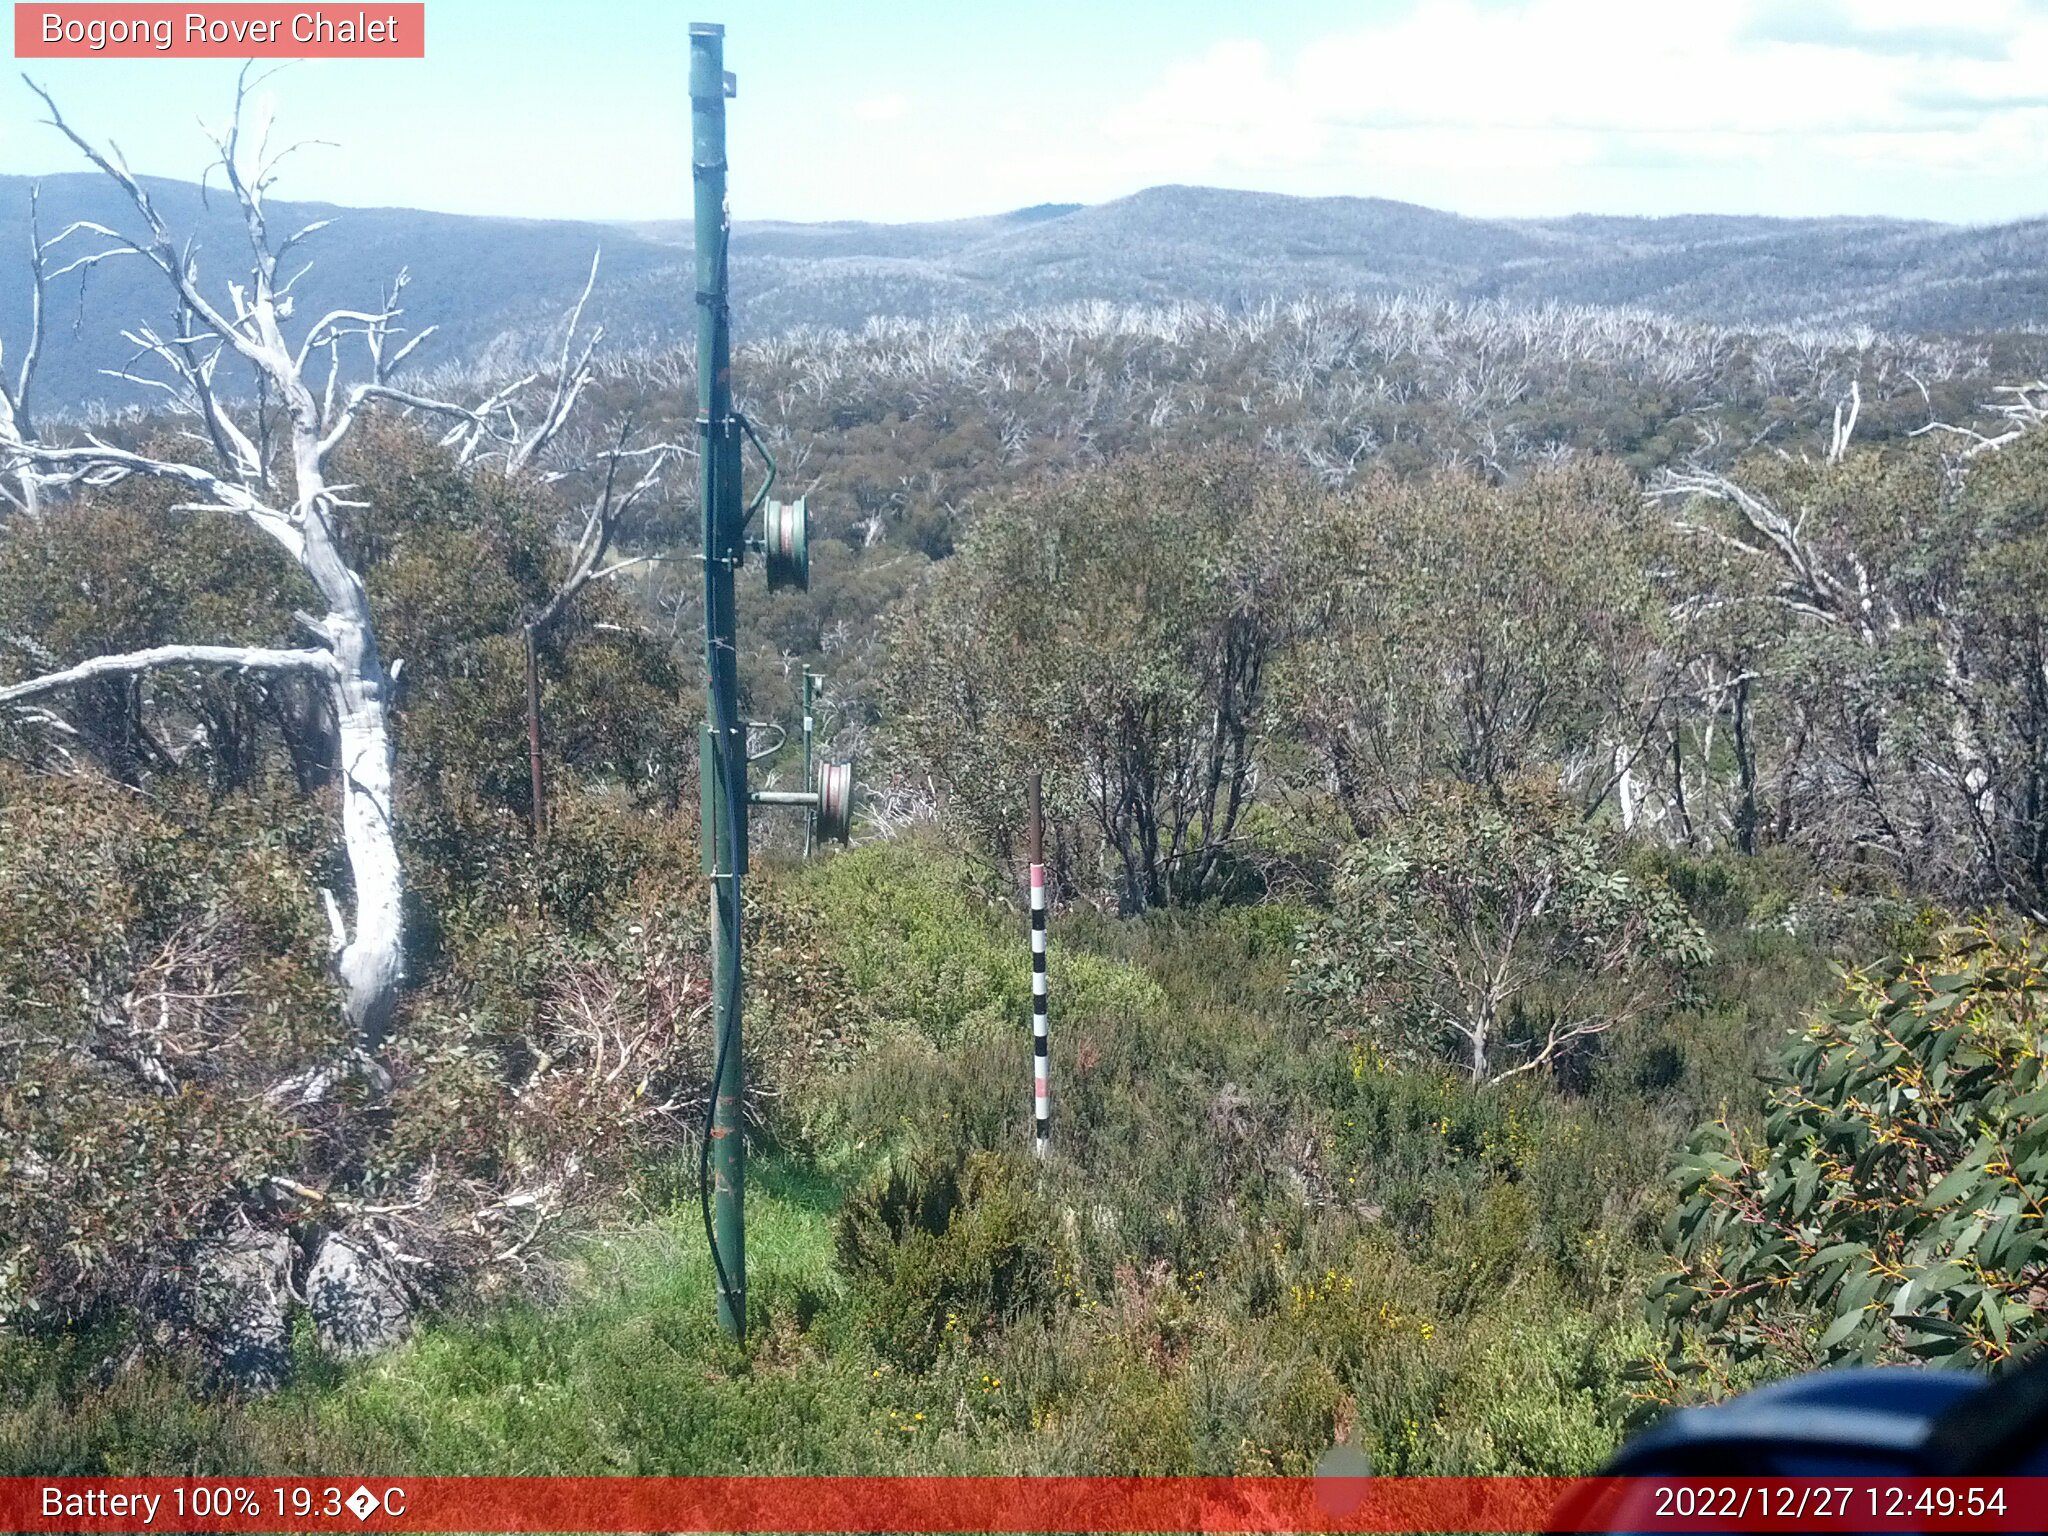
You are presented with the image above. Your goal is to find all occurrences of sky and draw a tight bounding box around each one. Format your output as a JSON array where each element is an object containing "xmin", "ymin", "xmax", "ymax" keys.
[{"xmin": 3, "ymin": 0, "xmax": 2048, "ymax": 226}]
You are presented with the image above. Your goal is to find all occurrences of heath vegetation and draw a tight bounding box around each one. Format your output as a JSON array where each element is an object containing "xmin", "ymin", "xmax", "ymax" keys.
[{"xmin": 3, "ymin": 85, "xmax": 2048, "ymax": 1479}]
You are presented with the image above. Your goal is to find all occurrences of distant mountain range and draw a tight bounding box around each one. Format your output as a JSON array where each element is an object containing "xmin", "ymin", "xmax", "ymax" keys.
[{"xmin": 5, "ymin": 174, "xmax": 2048, "ymax": 411}]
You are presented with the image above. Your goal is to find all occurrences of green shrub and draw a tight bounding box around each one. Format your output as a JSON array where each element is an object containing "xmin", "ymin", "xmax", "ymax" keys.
[
  {"xmin": 1650, "ymin": 919, "xmax": 2048, "ymax": 1399},
  {"xmin": 0, "ymin": 767, "xmax": 341, "ymax": 1333},
  {"xmin": 796, "ymin": 839, "xmax": 1022, "ymax": 1049},
  {"xmin": 1294, "ymin": 780, "xmax": 1708, "ymax": 1085},
  {"xmin": 836, "ymin": 1150, "xmax": 1069, "ymax": 1371}
]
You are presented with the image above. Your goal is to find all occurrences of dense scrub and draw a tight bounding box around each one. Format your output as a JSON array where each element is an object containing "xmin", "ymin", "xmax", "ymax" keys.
[
  {"xmin": 584, "ymin": 296, "xmax": 2014, "ymax": 781},
  {"xmin": 6, "ymin": 291, "xmax": 2048, "ymax": 1472},
  {"xmin": 0, "ymin": 427, "xmax": 708, "ymax": 1371},
  {"xmin": 2, "ymin": 837, "xmax": 1880, "ymax": 1475},
  {"xmin": 1654, "ymin": 921, "xmax": 2048, "ymax": 1388}
]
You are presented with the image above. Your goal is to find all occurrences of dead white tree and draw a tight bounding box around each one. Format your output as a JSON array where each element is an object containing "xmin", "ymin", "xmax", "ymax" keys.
[
  {"xmin": 520, "ymin": 415, "xmax": 684, "ymax": 835},
  {"xmin": 1827, "ymin": 379, "xmax": 1861, "ymax": 464},
  {"xmin": 0, "ymin": 73, "xmax": 609, "ymax": 1060},
  {"xmin": 1651, "ymin": 400, "xmax": 2027, "ymax": 891},
  {"xmin": 1652, "ymin": 464, "xmax": 1896, "ymax": 644},
  {"xmin": 0, "ymin": 185, "xmax": 46, "ymax": 517},
  {"xmin": 1911, "ymin": 380, "xmax": 2048, "ymax": 459}
]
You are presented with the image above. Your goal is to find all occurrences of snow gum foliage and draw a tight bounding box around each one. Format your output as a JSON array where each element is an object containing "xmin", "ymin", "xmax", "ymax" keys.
[
  {"xmin": 1651, "ymin": 922, "xmax": 2048, "ymax": 1393},
  {"xmin": 1293, "ymin": 783, "xmax": 1710, "ymax": 1085},
  {"xmin": 1280, "ymin": 460, "xmax": 1670, "ymax": 825},
  {"xmin": 882, "ymin": 449, "xmax": 1321, "ymax": 912}
]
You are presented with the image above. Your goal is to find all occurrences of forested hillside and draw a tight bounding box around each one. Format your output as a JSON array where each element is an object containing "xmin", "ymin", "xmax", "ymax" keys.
[
  {"xmin": 11, "ymin": 172, "xmax": 2048, "ymax": 412},
  {"xmin": 6, "ymin": 101, "xmax": 2048, "ymax": 1484}
]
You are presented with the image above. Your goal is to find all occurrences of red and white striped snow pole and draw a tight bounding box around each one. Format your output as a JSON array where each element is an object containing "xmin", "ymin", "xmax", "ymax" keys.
[{"xmin": 1028, "ymin": 772, "xmax": 1049, "ymax": 1158}]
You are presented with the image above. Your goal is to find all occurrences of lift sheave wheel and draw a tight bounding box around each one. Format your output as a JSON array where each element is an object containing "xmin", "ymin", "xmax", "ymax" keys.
[
  {"xmin": 815, "ymin": 758, "xmax": 854, "ymax": 845},
  {"xmin": 763, "ymin": 497, "xmax": 809, "ymax": 592}
]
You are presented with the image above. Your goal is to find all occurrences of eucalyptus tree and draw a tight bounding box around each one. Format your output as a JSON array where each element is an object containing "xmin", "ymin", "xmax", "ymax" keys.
[
  {"xmin": 1276, "ymin": 461, "xmax": 1675, "ymax": 836},
  {"xmin": 0, "ymin": 76, "xmax": 652, "ymax": 1057},
  {"xmin": 883, "ymin": 449, "xmax": 1320, "ymax": 912},
  {"xmin": 1657, "ymin": 413, "xmax": 2048, "ymax": 914},
  {"xmin": 1292, "ymin": 781, "xmax": 1709, "ymax": 1085},
  {"xmin": 1654, "ymin": 921, "xmax": 2048, "ymax": 1391}
]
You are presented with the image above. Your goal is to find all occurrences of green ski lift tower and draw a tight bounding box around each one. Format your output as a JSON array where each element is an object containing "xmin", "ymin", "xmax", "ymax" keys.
[{"xmin": 691, "ymin": 21, "xmax": 853, "ymax": 1342}]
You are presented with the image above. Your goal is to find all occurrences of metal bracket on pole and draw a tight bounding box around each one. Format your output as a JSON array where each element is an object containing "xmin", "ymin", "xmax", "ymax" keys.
[{"xmin": 750, "ymin": 759, "xmax": 854, "ymax": 845}]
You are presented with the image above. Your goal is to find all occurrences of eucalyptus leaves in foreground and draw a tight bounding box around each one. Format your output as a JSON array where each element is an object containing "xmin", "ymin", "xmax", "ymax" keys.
[{"xmin": 1649, "ymin": 921, "xmax": 2048, "ymax": 1398}]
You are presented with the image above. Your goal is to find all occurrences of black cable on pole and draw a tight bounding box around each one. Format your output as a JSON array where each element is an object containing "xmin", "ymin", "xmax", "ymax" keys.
[{"xmin": 696, "ymin": 732, "xmax": 743, "ymax": 1327}]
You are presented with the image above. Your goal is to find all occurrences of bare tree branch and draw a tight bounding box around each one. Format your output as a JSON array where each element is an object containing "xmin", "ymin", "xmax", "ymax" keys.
[
  {"xmin": 0, "ymin": 643, "xmax": 337, "ymax": 706},
  {"xmin": 507, "ymin": 249, "xmax": 603, "ymax": 476},
  {"xmin": 1827, "ymin": 380, "xmax": 1861, "ymax": 464},
  {"xmin": 2, "ymin": 77, "xmax": 656, "ymax": 1050}
]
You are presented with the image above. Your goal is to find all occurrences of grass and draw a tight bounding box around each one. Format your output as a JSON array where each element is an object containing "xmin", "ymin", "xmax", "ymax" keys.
[
  {"xmin": 290, "ymin": 1157, "xmax": 848, "ymax": 1474},
  {"xmin": 4, "ymin": 1154, "xmax": 879, "ymax": 1476},
  {"xmin": 2, "ymin": 839, "xmax": 1894, "ymax": 1479}
]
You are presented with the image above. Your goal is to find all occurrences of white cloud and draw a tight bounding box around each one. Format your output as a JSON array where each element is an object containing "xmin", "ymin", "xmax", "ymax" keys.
[
  {"xmin": 851, "ymin": 92, "xmax": 909, "ymax": 125},
  {"xmin": 1061, "ymin": 0, "xmax": 2048, "ymax": 218}
]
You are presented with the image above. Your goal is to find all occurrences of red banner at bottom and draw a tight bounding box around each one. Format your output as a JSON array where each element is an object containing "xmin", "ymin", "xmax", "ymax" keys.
[{"xmin": 5, "ymin": 1475, "xmax": 2045, "ymax": 1532}]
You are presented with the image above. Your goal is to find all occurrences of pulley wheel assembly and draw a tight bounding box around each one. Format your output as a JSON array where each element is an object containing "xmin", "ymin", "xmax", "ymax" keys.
[
  {"xmin": 762, "ymin": 497, "xmax": 809, "ymax": 592},
  {"xmin": 814, "ymin": 758, "xmax": 854, "ymax": 844}
]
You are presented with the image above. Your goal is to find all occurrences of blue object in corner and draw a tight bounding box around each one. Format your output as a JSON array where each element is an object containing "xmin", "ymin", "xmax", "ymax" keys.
[{"xmin": 1608, "ymin": 1367, "xmax": 1988, "ymax": 1477}]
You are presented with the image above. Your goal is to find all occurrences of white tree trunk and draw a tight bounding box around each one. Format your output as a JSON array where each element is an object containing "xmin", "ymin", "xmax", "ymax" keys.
[
  {"xmin": 1614, "ymin": 741, "xmax": 1638, "ymax": 834},
  {"xmin": 284, "ymin": 340, "xmax": 409, "ymax": 1047},
  {"xmin": 328, "ymin": 617, "xmax": 404, "ymax": 1049},
  {"xmin": 3, "ymin": 77, "xmax": 640, "ymax": 1057}
]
